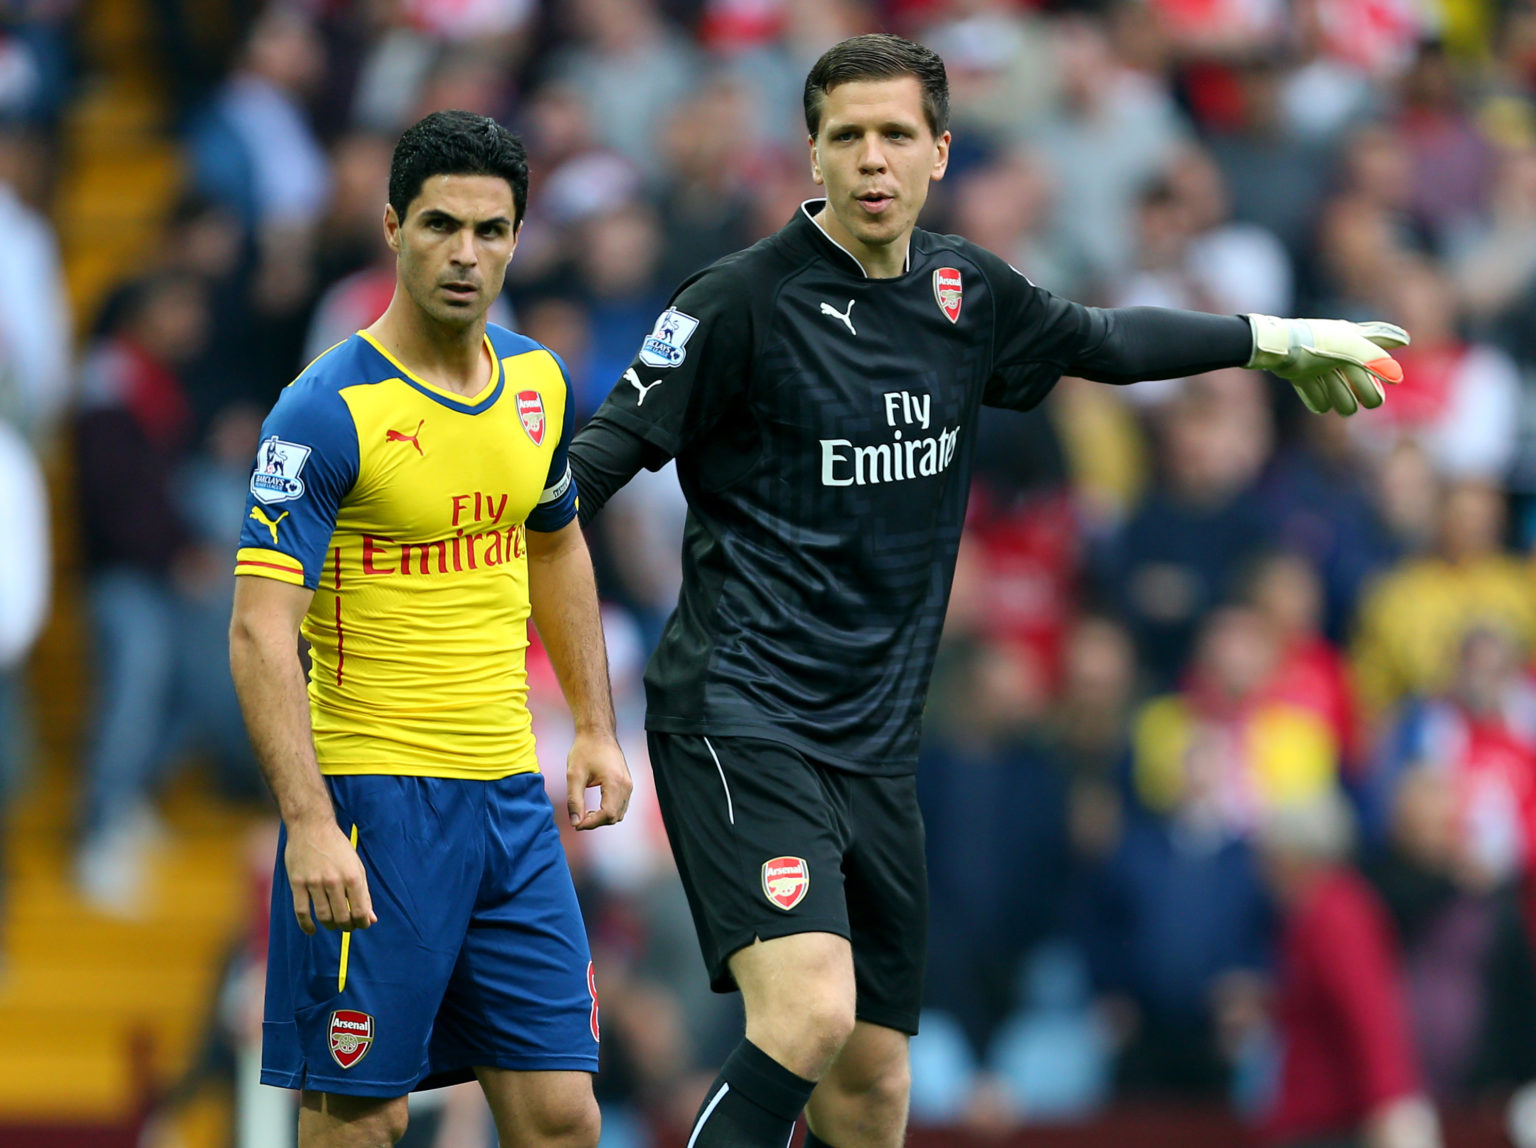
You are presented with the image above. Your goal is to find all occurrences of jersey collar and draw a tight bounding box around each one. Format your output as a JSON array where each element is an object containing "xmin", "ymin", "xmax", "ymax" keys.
[
  {"xmin": 356, "ymin": 330, "xmax": 505, "ymax": 414},
  {"xmin": 795, "ymin": 199, "xmax": 912, "ymax": 279}
]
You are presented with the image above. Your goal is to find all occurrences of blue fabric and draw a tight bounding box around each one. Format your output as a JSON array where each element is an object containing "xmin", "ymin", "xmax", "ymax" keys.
[
  {"xmin": 1080, "ymin": 812, "xmax": 1272, "ymax": 1025},
  {"xmin": 261, "ymin": 772, "xmax": 598, "ymax": 1097}
]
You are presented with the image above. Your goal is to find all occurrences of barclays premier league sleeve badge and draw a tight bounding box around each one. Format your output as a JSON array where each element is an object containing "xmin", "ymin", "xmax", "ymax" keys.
[
  {"xmin": 250, "ymin": 435, "xmax": 313, "ymax": 505},
  {"xmin": 638, "ymin": 308, "xmax": 700, "ymax": 369}
]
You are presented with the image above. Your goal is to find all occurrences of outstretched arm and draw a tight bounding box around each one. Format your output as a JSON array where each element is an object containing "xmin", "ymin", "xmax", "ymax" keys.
[
  {"xmin": 526, "ymin": 519, "xmax": 633, "ymax": 829},
  {"xmin": 1066, "ymin": 308, "xmax": 1410, "ymax": 416}
]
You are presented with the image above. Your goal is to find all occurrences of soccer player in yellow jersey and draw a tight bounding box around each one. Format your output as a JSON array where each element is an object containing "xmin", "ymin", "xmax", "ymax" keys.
[{"xmin": 229, "ymin": 110, "xmax": 631, "ymax": 1148}]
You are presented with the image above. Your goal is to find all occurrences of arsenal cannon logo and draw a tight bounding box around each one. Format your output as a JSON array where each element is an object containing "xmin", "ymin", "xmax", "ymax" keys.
[
  {"xmin": 517, "ymin": 391, "xmax": 546, "ymax": 445},
  {"xmin": 328, "ymin": 1009, "xmax": 375, "ymax": 1069},
  {"xmin": 761, "ymin": 856, "xmax": 810, "ymax": 911},
  {"xmin": 933, "ymin": 267, "xmax": 963, "ymax": 324}
]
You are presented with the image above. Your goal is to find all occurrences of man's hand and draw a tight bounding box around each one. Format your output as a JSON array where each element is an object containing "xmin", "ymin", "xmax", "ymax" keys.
[
  {"xmin": 1247, "ymin": 314, "xmax": 1410, "ymax": 415},
  {"xmin": 566, "ymin": 731, "xmax": 633, "ymax": 830},
  {"xmin": 284, "ymin": 817, "xmax": 376, "ymax": 934}
]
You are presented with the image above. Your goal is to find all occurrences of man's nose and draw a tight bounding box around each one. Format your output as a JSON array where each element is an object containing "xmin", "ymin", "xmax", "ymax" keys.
[
  {"xmin": 858, "ymin": 137, "xmax": 888, "ymax": 173},
  {"xmin": 450, "ymin": 228, "xmax": 478, "ymax": 266}
]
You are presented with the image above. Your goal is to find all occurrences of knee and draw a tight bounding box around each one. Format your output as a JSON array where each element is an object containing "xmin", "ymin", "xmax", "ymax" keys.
[
  {"xmin": 802, "ymin": 993, "xmax": 858, "ymax": 1064},
  {"xmin": 757, "ymin": 990, "xmax": 857, "ymax": 1076},
  {"xmin": 372, "ymin": 1106, "xmax": 410, "ymax": 1147},
  {"xmin": 847, "ymin": 1057, "xmax": 910, "ymax": 1112},
  {"xmin": 300, "ymin": 1093, "xmax": 409, "ymax": 1148},
  {"xmin": 527, "ymin": 1092, "xmax": 601, "ymax": 1148}
]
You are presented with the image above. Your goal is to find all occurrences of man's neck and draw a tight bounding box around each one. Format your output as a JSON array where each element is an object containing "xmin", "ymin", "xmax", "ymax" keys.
[
  {"xmin": 366, "ymin": 291, "xmax": 490, "ymax": 396},
  {"xmin": 811, "ymin": 204, "xmax": 909, "ymax": 279}
]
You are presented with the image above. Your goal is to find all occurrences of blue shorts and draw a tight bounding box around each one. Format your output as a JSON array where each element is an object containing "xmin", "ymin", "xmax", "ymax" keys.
[{"xmin": 260, "ymin": 772, "xmax": 599, "ymax": 1098}]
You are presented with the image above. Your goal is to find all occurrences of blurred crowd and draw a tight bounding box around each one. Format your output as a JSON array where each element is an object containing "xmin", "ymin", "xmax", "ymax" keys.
[{"xmin": 8, "ymin": 0, "xmax": 1536, "ymax": 1144}]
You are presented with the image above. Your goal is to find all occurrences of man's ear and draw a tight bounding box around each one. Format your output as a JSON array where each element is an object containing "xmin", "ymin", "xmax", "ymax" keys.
[{"xmin": 384, "ymin": 204, "xmax": 401, "ymax": 252}]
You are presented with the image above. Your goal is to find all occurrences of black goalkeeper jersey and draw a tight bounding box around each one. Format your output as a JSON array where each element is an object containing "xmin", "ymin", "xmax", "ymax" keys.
[{"xmin": 575, "ymin": 201, "xmax": 1247, "ymax": 774}]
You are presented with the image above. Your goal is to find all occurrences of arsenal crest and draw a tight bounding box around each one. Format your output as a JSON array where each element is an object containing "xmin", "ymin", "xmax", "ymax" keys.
[
  {"xmin": 933, "ymin": 267, "xmax": 963, "ymax": 324},
  {"xmin": 516, "ymin": 391, "xmax": 546, "ymax": 445},
  {"xmin": 762, "ymin": 856, "xmax": 810, "ymax": 911},
  {"xmin": 328, "ymin": 1010, "xmax": 374, "ymax": 1070}
]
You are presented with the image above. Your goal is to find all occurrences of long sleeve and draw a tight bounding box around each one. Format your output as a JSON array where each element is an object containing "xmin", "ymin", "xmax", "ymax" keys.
[{"xmin": 569, "ymin": 412, "xmax": 663, "ymax": 526}]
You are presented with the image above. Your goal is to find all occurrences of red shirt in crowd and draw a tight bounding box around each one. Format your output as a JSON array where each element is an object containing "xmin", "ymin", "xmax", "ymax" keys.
[{"xmin": 1263, "ymin": 867, "xmax": 1422, "ymax": 1144}]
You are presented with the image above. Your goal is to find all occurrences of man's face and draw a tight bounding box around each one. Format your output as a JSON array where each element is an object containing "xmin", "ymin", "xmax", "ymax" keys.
[
  {"xmin": 809, "ymin": 76, "xmax": 949, "ymax": 259},
  {"xmin": 385, "ymin": 174, "xmax": 519, "ymax": 330}
]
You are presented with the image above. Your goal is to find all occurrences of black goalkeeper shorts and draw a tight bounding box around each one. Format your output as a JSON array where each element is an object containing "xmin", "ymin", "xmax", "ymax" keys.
[{"xmin": 647, "ymin": 731, "xmax": 927, "ymax": 1035}]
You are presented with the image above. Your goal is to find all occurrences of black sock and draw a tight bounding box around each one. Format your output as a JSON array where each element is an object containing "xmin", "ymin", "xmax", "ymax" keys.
[
  {"xmin": 804, "ymin": 1132, "xmax": 838, "ymax": 1148},
  {"xmin": 686, "ymin": 1039, "xmax": 817, "ymax": 1147}
]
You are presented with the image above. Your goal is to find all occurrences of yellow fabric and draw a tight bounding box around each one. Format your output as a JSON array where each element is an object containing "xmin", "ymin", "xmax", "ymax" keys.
[
  {"xmin": 1133, "ymin": 695, "xmax": 1338, "ymax": 817},
  {"xmin": 306, "ymin": 344, "xmax": 567, "ymax": 779},
  {"xmin": 235, "ymin": 546, "xmax": 306, "ymax": 585},
  {"xmin": 1351, "ymin": 555, "xmax": 1536, "ymax": 724}
]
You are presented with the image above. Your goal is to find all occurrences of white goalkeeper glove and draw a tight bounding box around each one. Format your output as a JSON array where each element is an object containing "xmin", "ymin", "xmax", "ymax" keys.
[{"xmin": 1246, "ymin": 314, "xmax": 1410, "ymax": 416}]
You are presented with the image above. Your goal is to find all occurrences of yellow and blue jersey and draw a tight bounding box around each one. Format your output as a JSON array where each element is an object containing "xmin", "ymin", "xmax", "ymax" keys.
[{"xmin": 234, "ymin": 325, "xmax": 578, "ymax": 779}]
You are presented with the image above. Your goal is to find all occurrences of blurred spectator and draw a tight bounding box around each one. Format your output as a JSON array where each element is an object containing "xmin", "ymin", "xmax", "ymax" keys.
[
  {"xmin": 1370, "ymin": 626, "xmax": 1536, "ymax": 881},
  {"xmin": 1351, "ymin": 480, "xmax": 1536, "ymax": 730},
  {"xmin": 1255, "ymin": 792, "xmax": 1442, "ymax": 1148},
  {"xmin": 350, "ymin": 0, "xmax": 533, "ymax": 133},
  {"xmin": 1166, "ymin": 143, "xmax": 1293, "ymax": 316},
  {"xmin": 565, "ymin": 201, "xmax": 669, "ymax": 414},
  {"xmin": 1033, "ymin": 14, "xmax": 1189, "ymax": 293},
  {"xmin": 1255, "ymin": 414, "xmax": 1401, "ymax": 642},
  {"xmin": 1450, "ymin": 143, "xmax": 1536, "ymax": 345},
  {"xmin": 1207, "ymin": 59, "xmax": 1331, "ymax": 263},
  {"xmin": 551, "ymin": 0, "xmax": 701, "ymax": 179},
  {"xmin": 1279, "ymin": 0, "xmax": 1382, "ymax": 142},
  {"xmin": 1363, "ymin": 759, "xmax": 1536, "ymax": 1102},
  {"xmin": 1334, "ymin": 123, "xmax": 1436, "ymax": 257},
  {"xmin": 1350, "ymin": 258, "xmax": 1522, "ymax": 482},
  {"xmin": 0, "ymin": 2, "xmax": 76, "ymax": 132},
  {"xmin": 918, "ymin": 640, "xmax": 1073, "ymax": 1062},
  {"xmin": 1095, "ymin": 370, "xmax": 1272, "ymax": 687},
  {"xmin": 0, "ymin": 123, "xmax": 71, "ymax": 439},
  {"xmin": 653, "ymin": 73, "xmax": 765, "ymax": 289},
  {"xmin": 186, "ymin": 6, "xmax": 331, "ymax": 237},
  {"xmin": 1132, "ymin": 606, "xmax": 1340, "ymax": 841},
  {"xmin": 0, "ymin": 414, "xmax": 49, "ymax": 945},
  {"xmin": 1395, "ymin": 42, "xmax": 1493, "ymax": 250},
  {"xmin": 1307, "ymin": 191, "xmax": 1410, "ymax": 319},
  {"xmin": 948, "ymin": 148, "xmax": 1091, "ymax": 298},
  {"xmin": 71, "ymin": 272, "xmax": 245, "ymax": 912},
  {"xmin": 917, "ymin": 0, "xmax": 1057, "ymax": 148},
  {"xmin": 1244, "ymin": 551, "xmax": 1361, "ymax": 771}
]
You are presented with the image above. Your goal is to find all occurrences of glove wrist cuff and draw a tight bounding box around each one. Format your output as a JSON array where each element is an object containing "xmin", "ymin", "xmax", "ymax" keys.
[{"xmin": 1246, "ymin": 313, "xmax": 1291, "ymax": 370}]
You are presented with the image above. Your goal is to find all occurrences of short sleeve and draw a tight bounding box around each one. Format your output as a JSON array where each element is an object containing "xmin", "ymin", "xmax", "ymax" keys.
[
  {"xmin": 233, "ymin": 381, "xmax": 359, "ymax": 589},
  {"xmin": 526, "ymin": 351, "xmax": 579, "ymax": 533},
  {"xmin": 589, "ymin": 260, "xmax": 754, "ymax": 461},
  {"xmin": 982, "ymin": 252, "xmax": 1109, "ymax": 412}
]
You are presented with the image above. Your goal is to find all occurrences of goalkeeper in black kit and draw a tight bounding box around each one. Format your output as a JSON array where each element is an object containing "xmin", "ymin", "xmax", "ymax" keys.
[{"xmin": 568, "ymin": 32, "xmax": 1408, "ymax": 1148}]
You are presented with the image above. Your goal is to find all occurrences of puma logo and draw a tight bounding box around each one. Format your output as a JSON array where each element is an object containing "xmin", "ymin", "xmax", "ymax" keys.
[
  {"xmin": 820, "ymin": 299, "xmax": 857, "ymax": 336},
  {"xmin": 249, "ymin": 506, "xmax": 289, "ymax": 545},
  {"xmin": 386, "ymin": 419, "xmax": 425, "ymax": 455},
  {"xmin": 624, "ymin": 367, "xmax": 664, "ymax": 407}
]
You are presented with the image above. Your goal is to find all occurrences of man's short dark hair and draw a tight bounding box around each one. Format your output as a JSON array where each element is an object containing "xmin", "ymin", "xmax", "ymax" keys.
[
  {"xmin": 803, "ymin": 34, "xmax": 949, "ymax": 139},
  {"xmin": 388, "ymin": 110, "xmax": 530, "ymax": 227}
]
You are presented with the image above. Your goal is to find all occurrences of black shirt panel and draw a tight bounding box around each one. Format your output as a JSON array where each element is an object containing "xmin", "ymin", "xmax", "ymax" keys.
[{"xmin": 579, "ymin": 205, "xmax": 1132, "ymax": 773}]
